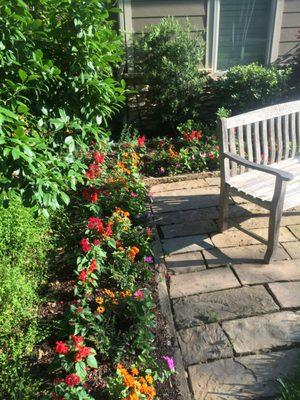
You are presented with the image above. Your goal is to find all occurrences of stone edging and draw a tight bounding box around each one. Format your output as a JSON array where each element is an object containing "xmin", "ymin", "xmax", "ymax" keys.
[
  {"xmin": 143, "ymin": 171, "xmax": 220, "ymax": 187},
  {"xmin": 152, "ymin": 225, "xmax": 192, "ymax": 400}
]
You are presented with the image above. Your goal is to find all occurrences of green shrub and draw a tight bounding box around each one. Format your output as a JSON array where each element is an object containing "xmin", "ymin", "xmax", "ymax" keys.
[
  {"xmin": 133, "ymin": 17, "xmax": 207, "ymax": 131},
  {"xmin": 0, "ymin": 195, "xmax": 52, "ymax": 398},
  {"xmin": 205, "ymin": 63, "xmax": 292, "ymax": 121}
]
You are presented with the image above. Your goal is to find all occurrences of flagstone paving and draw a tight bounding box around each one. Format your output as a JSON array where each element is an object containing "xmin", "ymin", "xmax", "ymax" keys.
[{"xmin": 151, "ymin": 176, "xmax": 300, "ymax": 400}]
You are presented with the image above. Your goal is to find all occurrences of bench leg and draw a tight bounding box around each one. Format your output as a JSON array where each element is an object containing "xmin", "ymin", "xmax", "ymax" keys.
[
  {"xmin": 264, "ymin": 180, "xmax": 286, "ymax": 264},
  {"xmin": 219, "ymin": 185, "xmax": 229, "ymax": 233}
]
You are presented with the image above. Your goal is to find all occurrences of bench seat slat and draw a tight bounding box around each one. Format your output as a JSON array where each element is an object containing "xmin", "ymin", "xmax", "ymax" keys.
[{"xmin": 228, "ymin": 155, "xmax": 300, "ymax": 211}]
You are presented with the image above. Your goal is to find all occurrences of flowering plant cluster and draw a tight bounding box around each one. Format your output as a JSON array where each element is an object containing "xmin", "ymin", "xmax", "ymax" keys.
[
  {"xmin": 49, "ymin": 142, "xmax": 174, "ymax": 399},
  {"xmin": 120, "ymin": 121, "xmax": 219, "ymax": 177}
]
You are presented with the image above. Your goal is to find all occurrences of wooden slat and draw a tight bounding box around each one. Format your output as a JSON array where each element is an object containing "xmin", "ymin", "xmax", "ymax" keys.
[
  {"xmin": 261, "ymin": 119, "xmax": 268, "ymax": 165},
  {"xmin": 276, "ymin": 116, "xmax": 283, "ymax": 162},
  {"xmin": 225, "ymin": 100, "xmax": 300, "ymax": 129},
  {"xmin": 291, "ymin": 112, "xmax": 297, "ymax": 158},
  {"xmin": 269, "ymin": 118, "xmax": 276, "ymax": 164},
  {"xmin": 297, "ymin": 112, "xmax": 300, "ymax": 152},
  {"xmin": 229, "ymin": 128, "xmax": 237, "ymax": 176},
  {"xmin": 246, "ymin": 124, "xmax": 253, "ymax": 164},
  {"xmin": 253, "ymin": 122, "xmax": 261, "ymax": 164},
  {"xmin": 283, "ymin": 114, "xmax": 290, "ymax": 159},
  {"xmin": 238, "ymin": 126, "xmax": 245, "ymax": 173}
]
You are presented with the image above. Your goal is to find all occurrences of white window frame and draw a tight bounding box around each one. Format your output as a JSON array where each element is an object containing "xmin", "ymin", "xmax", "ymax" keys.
[{"xmin": 206, "ymin": 0, "xmax": 284, "ymax": 73}]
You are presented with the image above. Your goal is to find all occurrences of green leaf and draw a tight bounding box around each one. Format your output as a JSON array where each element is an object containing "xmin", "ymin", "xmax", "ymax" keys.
[
  {"xmin": 12, "ymin": 147, "xmax": 21, "ymax": 160},
  {"xmin": 60, "ymin": 192, "xmax": 70, "ymax": 205},
  {"xmin": 17, "ymin": 103, "xmax": 29, "ymax": 114},
  {"xmin": 75, "ymin": 361, "xmax": 87, "ymax": 380},
  {"xmin": 18, "ymin": 69, "xmax": 27, "ymax": 82},
  {"xmin": 65, "ymin": 135, "xmax": 75, "ymax": 153},
  {"xmin": 86, "ymin": 355, "xmax": 97, "ymax": 369}
]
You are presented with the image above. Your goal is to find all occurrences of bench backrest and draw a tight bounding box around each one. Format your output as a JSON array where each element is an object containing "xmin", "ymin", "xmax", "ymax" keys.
[{"xmin": 219, "ymin": 100, "xmax": 300, "ymax": 178}]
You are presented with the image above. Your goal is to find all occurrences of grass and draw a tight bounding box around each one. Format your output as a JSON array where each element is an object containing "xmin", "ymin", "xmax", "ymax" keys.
[{"xmin": 278, "ymin": 360, "xmax": 300, "ymax": 400}]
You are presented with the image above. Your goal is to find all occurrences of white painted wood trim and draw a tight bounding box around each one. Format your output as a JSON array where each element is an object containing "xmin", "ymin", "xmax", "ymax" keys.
[
  {"xmin": 211, "ymin": 0, "xmax": 220, "ymax": 72},
  {"xmin": 205, "ymin": 0, "xmax": 213, "ymax": 68},
  {"xmin": 118, "ymin": 0, "xmax": 133, "ymax": 43},
  {"xmin": 268, "ymin": 0, "xmax": 284, "ymax": 63}
]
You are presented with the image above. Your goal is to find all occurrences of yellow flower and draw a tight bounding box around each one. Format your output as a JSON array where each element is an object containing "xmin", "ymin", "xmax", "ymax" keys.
[
  {"xmin": 96, "ymin": 296, "xmax": 104, "ymax": 305},
  {"xmin": 145, "ymin": 374, "xmax": 153, "ymax": 384},
  {"xmin": 131, "ymin": 367, "xmax": 139, "ymax": 376}
]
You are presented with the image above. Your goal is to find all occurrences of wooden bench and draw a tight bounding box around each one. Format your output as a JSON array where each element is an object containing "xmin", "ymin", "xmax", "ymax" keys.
[{"xmin": 218, "ymin": 100, "xmax": 300, "ymax": 263}]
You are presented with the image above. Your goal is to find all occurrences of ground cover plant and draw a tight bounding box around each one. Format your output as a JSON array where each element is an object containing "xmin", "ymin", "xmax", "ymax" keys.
[{"xmin": 0, "ymin": 196, "xmax": 53, "ymax": 398}]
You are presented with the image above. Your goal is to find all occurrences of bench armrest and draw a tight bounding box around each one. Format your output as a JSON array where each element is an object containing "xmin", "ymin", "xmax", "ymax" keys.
[{"xmin": 223, "ymin": 152, "xmax": 294, "ymax": 181}]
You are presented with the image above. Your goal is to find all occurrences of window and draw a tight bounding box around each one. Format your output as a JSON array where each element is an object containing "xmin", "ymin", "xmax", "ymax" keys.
[{"xmin": 206, "ymin": 0, "xmax": 283, "ymax": 72}]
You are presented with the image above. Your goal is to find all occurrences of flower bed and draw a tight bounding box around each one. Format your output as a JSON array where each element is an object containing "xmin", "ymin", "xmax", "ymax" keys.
[
  {"xmin": 46, "ymin": 143, "xmax": 174, "ymax": 400},
  {"xmin": 119, "ymin": 121, "xmax": 219, "ymax": 177}
]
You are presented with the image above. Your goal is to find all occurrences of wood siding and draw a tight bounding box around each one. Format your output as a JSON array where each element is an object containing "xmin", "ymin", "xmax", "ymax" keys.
[
  {"xmin": 278, "ymin": 0, "xmax": 300, "ymax": 61},
  {"xmin": 130, "ymin": 0, "xmax": 206, "ymax": 33}
]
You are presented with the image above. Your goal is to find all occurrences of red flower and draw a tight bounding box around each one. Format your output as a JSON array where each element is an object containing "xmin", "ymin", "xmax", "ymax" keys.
[
  {"xmin": 137, "ymin": 135, "xmax": 146, "ymax": 147},
  {"xmin": 82, "ymin": 187, "xmax": 99, "ymax": 203},
  {"xmin": 93, "ymin": 151, "xmax": 105, "ymax": 164},
  {"xmin": 105, "ymin": 223, "xmax": 113, "ymax": 237},
  {"xmin": 208, "ymin": 152, "xmax": 215, "ymax": 160},
  {"xmin": 85, "ymin": 163, "xmax": 100, "ymax": 180},
  {"xmin": 65, "ymin": 374, "xmax": 80, "ymax": 387},
  {"xmin": 93, "ymin": 239, "xmax": 100, "ymax": 246},
  {"xmin": 78, "ymin": 269, "xmax": 88, "ymax": 283},
  {"xmin": 88, "ymin": 259, "xmax": 97, "ymax": 273},
  {"xmin": 74, "ymin": 346, "xmax": 91, "ymax": 362},
  {"xmin": 71, "ymin": 335, "xmax": 84, "ymax": 346},
  {"xmin": 80, "ymin": 238, "xmax": 91, "ymax": 252},
  {"xmin": 54, "ymin": 341, "xmax": 69, "ymax": 355},
  {"xmin": 87, "ymin": 217, "xmax": 104, "ymax": 234}
]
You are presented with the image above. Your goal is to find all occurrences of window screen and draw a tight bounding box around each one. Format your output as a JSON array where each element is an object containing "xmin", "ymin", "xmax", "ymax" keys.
[{"xmin": 217, "ymin": 0, "xmax": 272, "ymax": 70}]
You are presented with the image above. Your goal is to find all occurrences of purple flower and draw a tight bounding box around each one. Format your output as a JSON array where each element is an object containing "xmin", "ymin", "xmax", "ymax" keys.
[
  {"xmin": 144, "ymin": 256, "xmax": 153, "ymax": 263},
  {"xmin": 163, "ymin": 356, "xmax": 175, "ymax": 371},
  {"xmin": 147, "ymin": 211, "xmax": 153, "ymax": 219},
  {"xmin": 159, "ymin": 166, "xmax": 165, "ymax": 174}
]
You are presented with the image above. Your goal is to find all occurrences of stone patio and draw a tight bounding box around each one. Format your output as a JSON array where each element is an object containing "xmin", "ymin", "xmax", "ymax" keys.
[{"xmin": 151, "ymin": 175, "xmax": 300, "ymax": 400}]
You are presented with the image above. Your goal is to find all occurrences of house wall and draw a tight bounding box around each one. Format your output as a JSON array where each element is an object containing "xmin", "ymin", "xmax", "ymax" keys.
[
  {"xmin": 278, "ymin": 0, "xmax": 300, "ymax": 62},
  {"xmin": 130, "ymin": 0, "xmax": 206, "ymax": 34},
  {"xmin": 119, "ymin": 0, "xmax": 300, "ymax": 65}
]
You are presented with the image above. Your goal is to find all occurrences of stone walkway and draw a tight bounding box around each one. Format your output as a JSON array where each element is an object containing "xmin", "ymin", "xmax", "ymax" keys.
[{"xmin": 151, "ymin": 175, "xmax": 300, "ymax": 400}]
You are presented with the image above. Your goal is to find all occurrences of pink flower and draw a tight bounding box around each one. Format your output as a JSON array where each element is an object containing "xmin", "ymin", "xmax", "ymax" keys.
[
  {"xmin": 130, "ymin": 192, "xmax": 138, "ymax": 198},
  {"xmin": 80, "ymin": 238, "xmax": 91, "ymax": 252},
  {"xmin": 163, "ymin": 356, "xmax": 175, "ymax": 371},
  {"xmin": 144, "ymin": 256, "xmax": 153, "ymax": 263},
  {"xmin": 133, "ymin": 289, "xmax": 144, "ymax": 300}
]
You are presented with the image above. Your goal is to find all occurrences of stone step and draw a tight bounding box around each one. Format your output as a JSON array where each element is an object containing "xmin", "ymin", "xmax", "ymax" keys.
[
  {"xmin": 223, "ymin": 311, "xmax": 300, "ymax": 354},
  {"xmin": 178, "ymin": 323, "xmax": 233, "ymax": 365},
  {"xmin": 173, "ymin": 286, "xmax": 279, "ymax": 329},
  {"xmin": 162, "ymin": 234, "xmax": 214, "ymax": 255},
  {"xmin": 169, "ymin": 267, "xmax": 240, "ymax": 299},
  {"xmin": 188, "ymin": 349, "xmax": 300, "ymax": 400},
  {"xmin": 161, "ymin": 220, "xmax": 218, "ymax": 239},
  {"xmin": 268, "ymin": 281, "xmax": 300, "ymax": 309},
  {"xmin": 202, "ymin": 244, "xmax": 289, "ymax": 268},
  {"xmin": 165, "ymin": 251, "xmax": 206, "ymax": 275},
  {"xmin": 232, "ymin": 259, "xmax": 300, "ymax": 285}
]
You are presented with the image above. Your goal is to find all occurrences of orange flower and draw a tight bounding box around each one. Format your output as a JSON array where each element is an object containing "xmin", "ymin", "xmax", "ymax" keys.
[
  {"xmin": 129, "ymin": 246, "xmax": 139, "ymax": 262},
  {"xmin": 102, "ymin": 288, "xmax": 115, "ymax": 298},
  {"xmin": 97, "ymin": 306, "xmax": 105, "ymax": 314},
  {"xmin": 122, "ymin": 372, "xmax": 135, "ymax": 388},
  {"xmin": 119, "ymin": 290, "xmax": 132, "ymax": 298},
  {"xmin": 169, "ymin": 144, "xmax": 179, "ymax": 159},
  {"xmin": 131, "ymin": 367, "xmax": 139, "ymax": 376}
]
